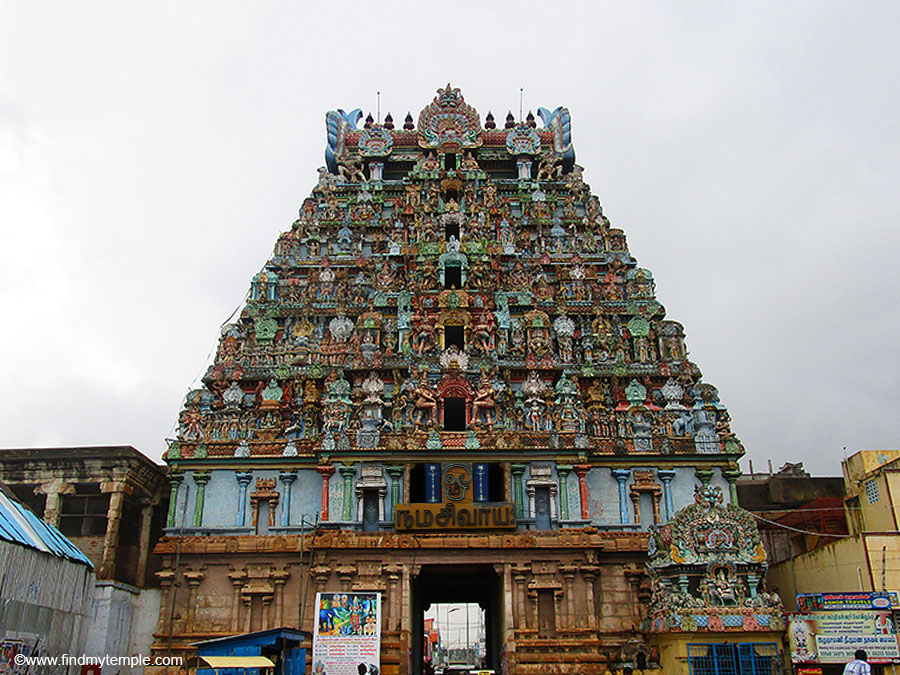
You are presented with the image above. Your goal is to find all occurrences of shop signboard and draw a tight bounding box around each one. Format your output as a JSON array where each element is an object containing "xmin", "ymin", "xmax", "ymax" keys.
[
  {"xmin": 313, "ymin": 591, "xmax": 382, "ymax": 675},
  {"xmin": 797, "ymin": 591, "xmax": 900, "ymax": 612},
  {"xmin": 789, "ymin": 610, "xmax": 899, "ymax": 664}
]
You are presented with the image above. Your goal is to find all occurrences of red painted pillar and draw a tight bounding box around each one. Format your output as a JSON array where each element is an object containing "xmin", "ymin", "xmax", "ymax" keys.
[
  {"xmin": 574, "ymin": 464, "xmax": 591, "ymax": 520},
  {"xmin": 316, "ymin": 465, "xmax": 335, "ymax": 520}
]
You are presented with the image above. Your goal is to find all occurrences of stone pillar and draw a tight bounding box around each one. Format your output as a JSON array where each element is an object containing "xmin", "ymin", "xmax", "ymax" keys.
[
  {"xmin": 228, "ymin": 569, "xmax": 247, "ymax": 632},
  {"xmin": 658, "ymin": 469, "xmax": 676, "ymax": 521},
  {"xmin": 560, "ymin": 566, "xmax": 576, "ymax": 629},
  {"xmin": 340, "ymin": 465, "xmax": 356, "ymax": 522},
  {"xmin": 513, "ymin": 568, "xmax": 529, "ymax": 629},
  {"xmin": 155, "ymin": 568, "xmax": 176, "ymax": 635},
  {"xmin": 386, "ymin": 564, "xmax": 403, "ymax": 631},
  {"xmin": 36, "ymin": 479, "xmax": 73, "ymax": 528},
  {"xmin": 723, "ymin": 468, "xmax": 742, "ymax": 504},
  {"xmin": 135, "ymin": 500, "xmax": 155, "ymax": 587},
  {"xmin": 184, "ymin": 570, "xmax": 205, "ymax": 632},
  {"xmin": 99, "ymin": 481, "xmax": 129, "ymax": 579},
  {"xmin": 279, "ymin": 472, "xmax": 297, "ymax": 526},
  {"xmin": 166, "ymin": 473, "xmax": 184, "ymax": 528},
  {"xmin": 695, "ymin": 467, "xmax": 714, "ymax": 486},
  {"xmin": 511, "ymin": 464, "xmax": 527, "ymax": 519},
  {"xmin": 612, "ymin": 469, "xmax": 630, "ymax": 524},
  {"xmin": 236, "ymin": 472, "xmax": 253, "ymax": 527},
  {"xmin": 581, "ymin": 566, "xmax": 599, "ymax": 629},
  {"xmin": 557, "ymin": 464, "xmax": 571, "ymax": 521},
  {"xmin": 574, "ymin": 464, "xmax": 591, "ymax": 521},
  {"xmin": 387, "ymin": 465, "xmax": 404, "ymax": 520},
  {"xmin": 193, "ymin": 473, "xmax": 210, "ymax": 527},
  {"xmin": 316, "ymin": 465, "xmax": 335, "ymax": 520}
]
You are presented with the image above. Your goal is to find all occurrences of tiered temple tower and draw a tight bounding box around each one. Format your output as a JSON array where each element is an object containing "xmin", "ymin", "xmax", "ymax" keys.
[{"xmin": 153, "ymin": 85, "xmax": 766, "ymax": 674}]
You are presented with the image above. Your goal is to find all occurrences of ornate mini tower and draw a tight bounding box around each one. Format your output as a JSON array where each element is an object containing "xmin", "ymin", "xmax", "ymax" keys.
[{"xmin": 152, "ymin": 85, "xmax": 763, "ymax": 675}]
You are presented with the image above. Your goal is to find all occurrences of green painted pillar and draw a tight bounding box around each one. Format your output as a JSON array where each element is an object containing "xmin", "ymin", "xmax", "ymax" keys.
[
  {"xmin": 511, "ymin": 464, "xmax": 527, "ymax": 519},
  {"xmin": 557, "ymin": 464, "xmax": 572, "ymax": 521},
  {"xmin": 386, "ymin": 465, "xmax": 404, "ymax": 520},
  {"xmin": 695, "ymin": 468, "xmax": 714, "ymax": 486},
  {"xmin": 722, "ymin": 468, "xmax": 742, "ymax": 504},
  {"xmin": 340, "ymin": 465, "xmax": 356, "ymax": 522},
  {"xmin": 166, "ymin": 473, "xmax": 183, "ymax": 528},
  {"xmin": 193, "ymin": 473, "xmax": 210, "ymax": 527}
]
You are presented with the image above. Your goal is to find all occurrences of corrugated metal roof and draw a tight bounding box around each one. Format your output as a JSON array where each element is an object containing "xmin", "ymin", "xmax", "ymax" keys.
[{"xmin": 0, "ymin": 490, "xmax": 93, "ymax": 567}]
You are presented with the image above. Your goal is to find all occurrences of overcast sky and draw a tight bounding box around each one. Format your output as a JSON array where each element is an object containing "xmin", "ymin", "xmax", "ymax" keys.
[{"xmin": 2, "ymin": 2, "xmax": 898, "ymax": 475}]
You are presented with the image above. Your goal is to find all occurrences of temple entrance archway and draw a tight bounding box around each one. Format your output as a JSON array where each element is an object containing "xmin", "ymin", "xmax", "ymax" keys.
[{"xmin": 411, "ymin": 565, "xmax": 503, "ymax": 675}]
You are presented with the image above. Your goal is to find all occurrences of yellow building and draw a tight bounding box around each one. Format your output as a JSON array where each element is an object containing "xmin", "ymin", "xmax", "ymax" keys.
[{"xmin": 768, "ymin": 450, "xmax": 900, "ymax": 609}]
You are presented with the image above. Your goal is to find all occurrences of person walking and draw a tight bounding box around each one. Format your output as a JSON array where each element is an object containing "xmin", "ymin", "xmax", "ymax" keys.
[{"xmin": 843, "ymin": 649, "xmax": 871, "ymax": 675}]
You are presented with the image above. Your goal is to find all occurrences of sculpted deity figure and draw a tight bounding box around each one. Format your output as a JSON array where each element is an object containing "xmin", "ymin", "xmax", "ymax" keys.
[
  {"xmin": 412, "ymin": 372, "xmax": 438, "ymax": 429},
  {"xmin": 472, "ymin": 370, "xmax": 497, "ymax": 427},
  {"xmin": 412, "ymin": 311, "xmax": 438, "ymax": 355}
]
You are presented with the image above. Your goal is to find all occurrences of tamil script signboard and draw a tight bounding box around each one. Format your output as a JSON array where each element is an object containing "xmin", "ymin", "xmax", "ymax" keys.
[
  {"xmin": 797, "ymin": 591, "xmax": 900, "ymax": 612},
  {"xmin": 395, "ymin": 501, "xmax": 515, "ymax": 530},
  {"xmin": 789, "ymin": 611, "xmax": 899, "ymax": 664},
  {"xmin": 313, "ymin": 592, "xmax": 381, "ymax": 675}
]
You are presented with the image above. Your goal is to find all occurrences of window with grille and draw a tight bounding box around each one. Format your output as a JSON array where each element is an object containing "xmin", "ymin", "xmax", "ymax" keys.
[
  {"xmin": 687, "ymin": 642, "xmax": 779, "ymax": 675},
  {"xmin": 59, "ymin": 483, "xmax": 109, "ymax": 537},
  {"xmin": 865, "ymin": 479, "xmax": 880, "ymax": 504}
]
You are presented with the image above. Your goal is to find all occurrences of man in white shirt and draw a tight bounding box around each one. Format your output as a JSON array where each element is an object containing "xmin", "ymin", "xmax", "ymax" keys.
[{"xmin": 843, "ymin": 649, "xmax": 871, "ymax": 675}]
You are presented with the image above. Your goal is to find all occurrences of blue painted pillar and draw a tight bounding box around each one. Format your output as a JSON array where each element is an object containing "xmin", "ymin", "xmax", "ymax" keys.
[
  {"xmin": 612, "ymin": 469, "xmax": 631, "ymax": 524},
  {"xmin": 658, "ymin": 469, "xmax": 676, "ymax": 521},
  {"xmin": 426, "ymin": 464, "xmax": 441, "ymax": 503},
  {"xmin": 279, "ymin": 472, "xmax": 297, "ymax": 527},
  {"xmin": 236, "ymin": 472, "xmax": 253, "ymax": 527}
]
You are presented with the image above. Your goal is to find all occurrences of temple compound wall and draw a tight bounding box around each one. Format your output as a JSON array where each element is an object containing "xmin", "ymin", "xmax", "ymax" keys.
[{"xmin": 150, "ymin": 86, "xmax": 778, "ymax": 675}]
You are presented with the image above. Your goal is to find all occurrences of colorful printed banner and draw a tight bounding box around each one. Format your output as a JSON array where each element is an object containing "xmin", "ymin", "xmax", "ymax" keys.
[
  {"xmin": 797, "ymin": 591, "xmax": 900, "ymax": 612},
  {"xmin": 789, "ymin": 611, "xmax": 899, "ymax": 664},
  {"xmin": 313, "ymin": 592, "xmax": 381, "ymax": 675}
]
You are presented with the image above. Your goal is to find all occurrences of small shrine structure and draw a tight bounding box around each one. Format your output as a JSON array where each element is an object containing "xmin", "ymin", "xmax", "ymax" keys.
[{"xmin": 647, "ymin": 485, "xmax": 785, "ymax": 672}]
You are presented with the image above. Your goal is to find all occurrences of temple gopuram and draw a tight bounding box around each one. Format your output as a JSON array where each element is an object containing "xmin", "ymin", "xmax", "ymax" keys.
[{"xmin": 152, "ymin": 85, "xmax": 782, "ymax": 674}]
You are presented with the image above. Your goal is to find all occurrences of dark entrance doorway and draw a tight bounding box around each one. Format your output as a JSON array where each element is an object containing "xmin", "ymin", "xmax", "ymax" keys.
[{"xmin": 411, "ymin": 565, "xmax": 502, "ymax": 675}]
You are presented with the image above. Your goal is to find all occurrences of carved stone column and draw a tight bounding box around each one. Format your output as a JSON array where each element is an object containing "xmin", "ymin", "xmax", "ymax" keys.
[
  {"xmin": 386, "ymin": 563, "xmax": 403, "ymax": 631},
  {"xmin": 136, "ymin": 499, "xmax": 155, "ymax": 587},
  {"xmin": 193, "ymin": 473, "xmax": 210, "ymax": 527},
  {"xmin": 184, "ymin": 569, "xmax": 205, "ymax": 632},
  {"xmin": 228, "ymin": 569, "xmax": 247, "ymax": 632},
  {"xmin": 36, "ymin": 479, "xmax": 73, "ymax": 528},
  {"xmin": 99, "ymin": 481, "xmax": 129, "ymax": 579},
  {"xmin": 336, "ymin": 564, "xmax": 356, "ymax": 591},
  {"xmin": 155, "ymin": 568, "xmax": 176, "ymax": 635},
  {"xmin": 574, "ymin": 464, "xmax": 591, "ymax": 521},
  {"xmin": 316, "ymin": 465, "xmax": 335, "ymax": 520},
  {"xmin": 581, "ymin": 565, "xmax": 599, "ymax": 629},
  {"xmin": 273, "ymin": 568, "xmax": 290, "ymax": 626},
  {"xmin": 513, "ymin": 567, "xmax": 529, "ymax": 629},
  {"xmin": 557, "ymin": 464, "xmax": 571, "ymax": 520},
  {"xmin": 695, "ymin": 467, "xmax": 714, "ymax": 486},
  {"xmin": 560, "ymin": 566, "xmax": 577, "ymax": 628}
]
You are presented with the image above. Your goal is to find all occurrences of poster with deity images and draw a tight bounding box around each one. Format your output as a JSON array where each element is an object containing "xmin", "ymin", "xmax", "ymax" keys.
[
  {"xmin": 788, "ymin": 611, "xmax": 900, "ymax": 664},
  {"xmin": 313, "ymin": 592, "xmax": 382, "ymax": 675}
]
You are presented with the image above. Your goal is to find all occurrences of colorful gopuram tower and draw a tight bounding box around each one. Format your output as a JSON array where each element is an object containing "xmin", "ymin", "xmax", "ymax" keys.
[{"xmin": 153, "ymin": 85, "xmax": 771, "ymax": 674}]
